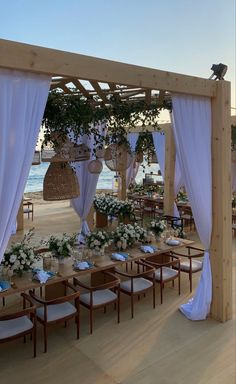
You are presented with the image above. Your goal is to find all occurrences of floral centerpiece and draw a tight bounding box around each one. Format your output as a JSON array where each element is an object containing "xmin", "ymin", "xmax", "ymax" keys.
[
  {"xmin": 94, "ymin": 194, "xmax": 114, "ymax": 215},
  {"xmin": 85, "ymin": 230, "xmax": 111, "ymax": 254},
  {"xmin": 112, "ymin": 223, "xmax": 147, "ymax": 250},
  {"xmin": 1, "ymin": 228, "xmax": 39, "ymax": 276},
  {"xmin": 149, "ymin": 219, "xmax": 166, "ymax": 238},
  {"xmin": 47, "ymin": 233, "xmax": 76, "ymax": 260}
]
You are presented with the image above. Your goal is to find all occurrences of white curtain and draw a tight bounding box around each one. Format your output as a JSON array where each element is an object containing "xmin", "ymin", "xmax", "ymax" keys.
[
  {"xmin": 231, "ymin": 161, "xmax": 236, "ymax": 192},
  {"xmin": 172, "ymin": 94, "xmax": 212, "ymax": 320},
  {"xmin": 126, "ymin": 132, "xmax": 139, "ymax": 188},
  {"xmin": 71, "ymin": 122, "xmax": 106, "ymax": 242},
  {"xmin": 0, "ymin": 68, "xmax": 51, "ymax": 262}
]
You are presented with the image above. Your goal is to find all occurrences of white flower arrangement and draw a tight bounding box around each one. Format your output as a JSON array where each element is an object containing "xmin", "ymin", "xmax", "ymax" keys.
[
  {"xmin": 2, "ymin": 228, "xmax": 39, "ymax": 276},
  {"xmin": 112, "ymin": 223, "xmax": 147, "ymax": 249},
  {"xmin": 47, "ymin": 233, "xmax": 76, "ymax": 259},
  {"xmin": 149, "ymin": 220, "xmax": 166, "ymax": 237},
  {"xmin": 94, "ymin": 194, "xmax": 135, "ymax": 219},
  {"xmin": 86, "ymin": 230, "xmax": 111, "ymax": 250}
]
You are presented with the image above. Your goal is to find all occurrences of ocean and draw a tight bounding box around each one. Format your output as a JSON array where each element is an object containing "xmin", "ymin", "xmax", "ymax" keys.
[{"xmin": 24, "ymin": 162, "xmax": 161, "ymax": 193}]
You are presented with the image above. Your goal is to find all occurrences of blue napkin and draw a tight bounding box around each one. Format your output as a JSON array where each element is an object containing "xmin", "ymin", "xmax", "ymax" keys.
[
  {"xmin": 73, "ymin": 261, "xmax": 94, "ymax": 270},
  {"xmin": 111, "ymin": 252, "xmax": 129, "ymax": 261},
  {"xmin": 0, "ymin": 280, "xmax": 11, "ymax": 291},
  {"xmin": 140, "ymin": 245, "xmax": 157, "ymax": 253},
  {"xmin": 32, "ymin": 269, "xmax": 55, "ymax": 283}
]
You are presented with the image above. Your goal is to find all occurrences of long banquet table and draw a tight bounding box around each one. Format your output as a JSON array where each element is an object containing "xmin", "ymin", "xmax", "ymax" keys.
[{"xmin": 0, "ymin": 238, "xmax": 194, "ymax": 299}]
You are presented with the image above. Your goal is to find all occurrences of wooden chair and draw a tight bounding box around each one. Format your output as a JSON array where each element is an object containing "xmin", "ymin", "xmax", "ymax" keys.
[
  {"xmin": 170, "ymin": 246, "xmax": 204, "ymax": 292},
  {"xmin": 23, "ymin": 200, "xmax": 34, "ymax": 221},
  {"xmin": 29, "ymin": 281, "xmax": 80, "ymax": 353},
  {"xmin": 143, "ymin": 253, "xmax": 180, "ymax": 304},
  {"xmin": 73, "ymin": 271, "xmax": 120, "ymax": 334},
  {"xmin": 0, "ymin": 293, "xmax": 37, "ymax": 357},
  {"xmin": 179, "ymin": 206, "xmax": 194, "ymax": 231},
  {"xmin": 114, "ymin": 261, "xmax": 156, "ymax": 318}
]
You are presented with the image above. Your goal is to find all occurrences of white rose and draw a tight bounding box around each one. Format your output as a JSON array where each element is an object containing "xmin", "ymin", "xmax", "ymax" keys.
[{"xmin": 10, "ymin": 254, "xmax": 17, "ymax": 263}]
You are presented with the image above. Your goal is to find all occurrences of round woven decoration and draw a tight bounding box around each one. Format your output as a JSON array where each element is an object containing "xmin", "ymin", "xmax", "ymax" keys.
[
  {"xmin": 95, "ymin": 147, "xmax": 105, "ymax": 159},
  {"xmin": 43, "ymin": 162, "xmax": 80, "ymax": 201},
  {"xmin": 88, "ymin": 159, "xmax": 103, "ymax": 174},
  {"xmin": 104, "ymin": 144, "xmax": 133, "ymax": 171}
]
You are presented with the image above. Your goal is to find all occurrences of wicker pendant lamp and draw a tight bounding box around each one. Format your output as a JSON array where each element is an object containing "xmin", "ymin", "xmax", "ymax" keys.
[
  {"xmin": 104, "ymin": 144, "xmax": 133, "ymax": 171},
  {"xmin": 43, "ymin": 162, "xmax": 80, "ymax": 201}
]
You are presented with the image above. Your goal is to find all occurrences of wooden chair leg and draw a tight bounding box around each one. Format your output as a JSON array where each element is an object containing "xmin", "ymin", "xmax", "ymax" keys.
[
  {"xmin": 190, "ymin": 271, "xmax": 193, "ymax": 292},
  {"xmin": 160, "ymin": 284, "xmax": 163, "ymax": 304},
  {"xmin": 117, "ymin": 291, "xmax": 120, "ymax": 324},
  {"xmin": 104, "ymin": 306, "xmax": 107, "ymax": 314},
  {"xmin": 33, "ymin": 324, "xmax": 37, "ymax": 358},
  {"xmin": 76, "ymin": 314, "xmax": 80, "ymax": 339},
  {"xmin": 153, "ymin": 286, "xmax": 156, "ymax": 309},
  {"xmin": 178, "ymin": 275, "xmax": 181, "ymax": 296}
]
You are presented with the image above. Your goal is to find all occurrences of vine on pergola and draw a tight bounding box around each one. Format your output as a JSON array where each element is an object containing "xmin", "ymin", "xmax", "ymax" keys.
[{"xmin": 42, "ymin": 90, "xmax": 172, "ymax": 154}]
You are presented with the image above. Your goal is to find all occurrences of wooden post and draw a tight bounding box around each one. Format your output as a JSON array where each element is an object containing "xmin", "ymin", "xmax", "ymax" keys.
[
  {"xmin": 86, "ymin": 206, "xmax": 95, "ymax": 230},
  {"xmin": 211, "ymin": 81, "xmax": 232, "ymax": 322},
  {"xmin": 16, "ymin": 200, "xmax": 24, "ymax": 231},
  {"xmin": 119, "ymin": 170, "xmax": 127, "ymax": 200},
  {"xmin": 164, "ymin": 125, "xmax": 176, "ymax": 215}
]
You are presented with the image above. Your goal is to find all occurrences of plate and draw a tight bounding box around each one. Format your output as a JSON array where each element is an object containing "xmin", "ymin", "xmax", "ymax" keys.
[
  {"xmin": 111, "ymin": 252, "xmax": 129, "ymax": 261},
  {"xmin": 166, "ymin": 239, "xmax": 180, "ymax": 246},
  {"xmin": 32, "ymin": 270, "xmax": 56, "ymax": 281},
  {"xmin": 73, "ymin": 261, "xmax": 94, "ymax": 271}
]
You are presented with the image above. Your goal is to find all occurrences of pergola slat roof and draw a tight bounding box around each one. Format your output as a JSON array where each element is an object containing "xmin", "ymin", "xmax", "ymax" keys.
[{"xmin": 50, "ymin": 76, "xmax": 168, "ymax": 107}]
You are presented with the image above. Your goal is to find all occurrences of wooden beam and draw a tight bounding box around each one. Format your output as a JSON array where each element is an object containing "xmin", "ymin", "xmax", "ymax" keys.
[
  {"xmin": 16, "ymin": 200, "xmax": 24, "ymax": 231},
  {"xmin": 73, "ymin": 79, "xmax": 91, "ymax": 99},
  {"xmin": 0, "ymin": 39, "xmax": 217, "ymax": 97},
  {"xmin": 164, "ymin": 125, "xmax": 175, "ymax": 215},
  {"xmin": 145, "ymin": 89, "xmax": 152, "ymax": 105},
  {"xmin": 90, "ymin": 80, "xmax": 108, "ymax": 104},
  {"xmin": 211, "ymin": 81, "xmax": 232, "ymax": 322}
]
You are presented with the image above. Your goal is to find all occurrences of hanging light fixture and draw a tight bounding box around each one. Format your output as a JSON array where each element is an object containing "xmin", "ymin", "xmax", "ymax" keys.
[{"xmin": 43, "ymin": 162, "xmax": 80, "ymax": 201}]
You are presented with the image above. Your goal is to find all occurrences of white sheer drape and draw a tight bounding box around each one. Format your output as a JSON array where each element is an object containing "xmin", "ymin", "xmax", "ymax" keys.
[
  {"xmin": 126, "ymin": 132, "xmax": 139, "ymax": 188},
  {"xmin": 0, "ymin": 68, "xmax": 51, "ymax": 262},
  {"xmin": 172, "ymin": 94, "xmax": 212, "ymax": 320},
  {"xmin": 71, "ymin": 122, "xmax": 106, "ymax": 242}
]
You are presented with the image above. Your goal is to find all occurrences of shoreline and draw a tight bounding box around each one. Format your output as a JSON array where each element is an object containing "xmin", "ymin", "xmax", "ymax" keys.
[{"xmin": 24, "ymin": 189, "xmax": 114, "ymax": 205}]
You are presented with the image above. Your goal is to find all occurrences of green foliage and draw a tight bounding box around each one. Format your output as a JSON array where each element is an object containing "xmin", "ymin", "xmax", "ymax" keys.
[{"xmin": 42, "ymin": 90, "xmax": 171, "ymax": 151}]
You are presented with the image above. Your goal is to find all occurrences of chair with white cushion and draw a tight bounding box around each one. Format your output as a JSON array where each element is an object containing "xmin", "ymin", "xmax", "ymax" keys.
[
  {"xmin": 0, "ymin": 293, "xmax": 36, "ymax": 357},
  {"xmin": 144, "ymin": 253, "xmax": 180, "ymax": 304},
  {"xmin": 29, "ymin": 281, "xmax": 80, "ymax": 353},
  {"xmin": 170, "ymin": 246, "xmax": 204, "ymax": 292},
  {"xmin": 114, "ymin": 261, "xmax": 156, "ymax": 318},
  {"xmin": 73, "ymin": 271, "xmax": 120, "ymax": 334}
]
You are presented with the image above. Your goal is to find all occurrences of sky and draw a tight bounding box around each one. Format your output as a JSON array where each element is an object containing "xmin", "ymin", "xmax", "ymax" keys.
[{"xmin": 0, "ymin": 0, "xmax": 235, "ymax": 112}]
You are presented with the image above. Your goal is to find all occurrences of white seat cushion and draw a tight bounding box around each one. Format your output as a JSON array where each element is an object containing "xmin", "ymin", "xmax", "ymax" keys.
[
  {"xmin": 154, "ymin": 267, "xmax": 178, "ymax": 282},
  {"xmin": 36, "ymin": 302, "xmax": 76, "ymax": 322},
  {"xmin": 80, "ymin": 289, "xmax": 117, "ymax": 307},
  {"xmin": 120, "ymin": 277, "xmax": 153, "ymax": 293},
  {"xmin": 180, "ymin": 259, "xmax": 203, "ymax": 272},
  {"xmin": 0, "ymin": 316, "xmax": 33, "ymax": 339}
]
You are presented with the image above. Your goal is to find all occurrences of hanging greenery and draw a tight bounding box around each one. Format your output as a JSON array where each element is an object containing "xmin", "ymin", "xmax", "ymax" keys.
[{"xmin": 42, "ymin": 90, "xmax": 171, "ymax": 154}]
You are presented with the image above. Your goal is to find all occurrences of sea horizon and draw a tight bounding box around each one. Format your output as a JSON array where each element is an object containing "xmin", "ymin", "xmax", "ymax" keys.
[{"xmin": 25, "ymin": 162, "xmax": 162, "ymax": 193}]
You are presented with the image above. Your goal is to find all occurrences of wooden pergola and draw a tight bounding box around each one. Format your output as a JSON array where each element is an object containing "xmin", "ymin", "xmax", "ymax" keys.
[{"xmin": 0, "ymin": 39, "xmax": 232, "ymax": 323}]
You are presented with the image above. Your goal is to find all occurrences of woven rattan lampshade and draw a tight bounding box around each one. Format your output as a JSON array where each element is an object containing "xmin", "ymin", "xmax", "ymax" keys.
[
  {"xmin": 42, "ymin": 138, "xmax": 75, "ymax": 163},
  {"xmin": 104, "ymin": 144, "xmax": 132, "ymax": 171},
  {"xmin": 32, "ymin": 150, "xmax": 41, "ymax": 165},
  {"xmin": 43, "ymin": 162, "xmax": 80, "ymax": 201},
  {"xmin": 95, "ymin": 147, "xmax": 105, "ymax": 159},
  {"xmin": 88, "ymin": 159, "xmax": 103, "ymax": 174},
  {"xmin": 149, "ymin": 153, "xmax": 158, "ymax": 164},
  {"xmin": 73, "ymin": 143, "xmax": 90, "ymax": 161}
]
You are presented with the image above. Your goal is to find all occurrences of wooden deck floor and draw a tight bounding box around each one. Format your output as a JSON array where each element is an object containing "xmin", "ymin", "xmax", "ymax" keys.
[{"xmin": 1, "ymin": 202, "xmax": 235, "ymax": 384}]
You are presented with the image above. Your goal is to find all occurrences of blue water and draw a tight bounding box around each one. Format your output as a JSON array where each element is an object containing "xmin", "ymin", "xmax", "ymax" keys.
[{"xmin": 24, "ymin": 162, "xmax": 162, "ymax": 193}]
